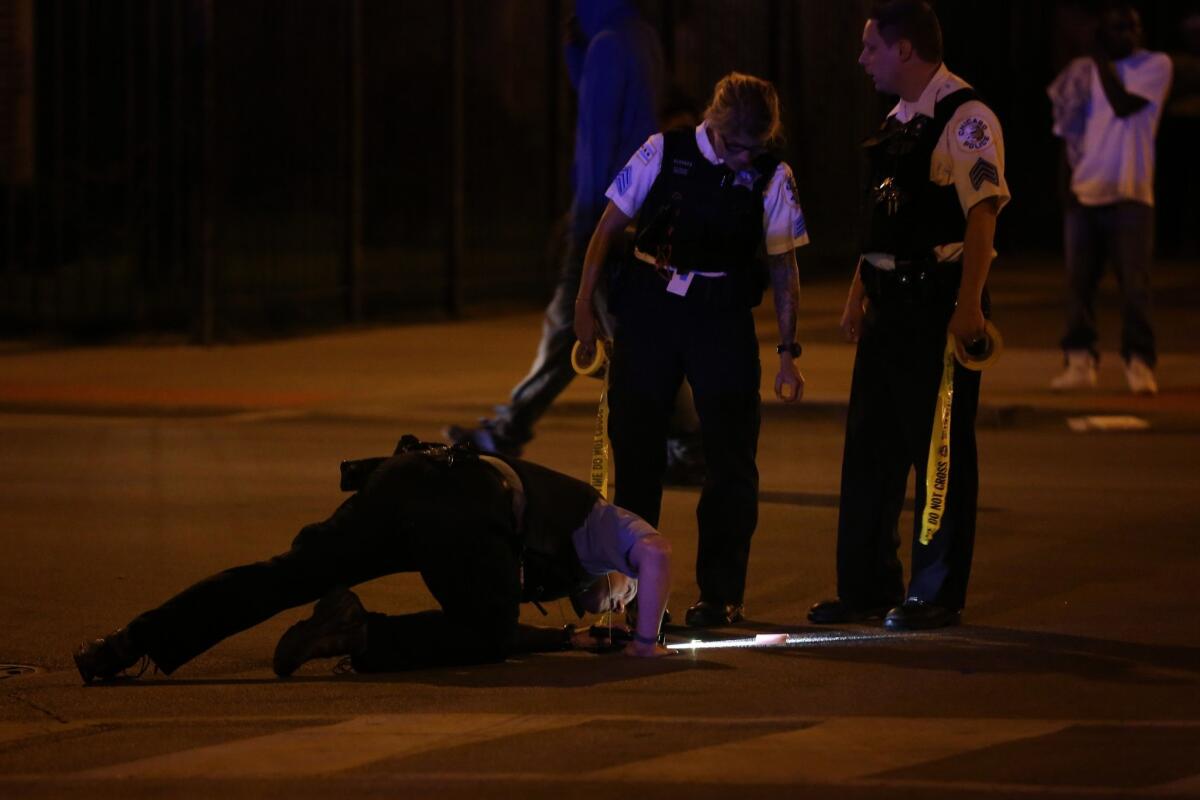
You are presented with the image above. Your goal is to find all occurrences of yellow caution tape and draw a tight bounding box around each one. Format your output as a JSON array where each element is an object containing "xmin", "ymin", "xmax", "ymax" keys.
[
  {"xmin": 572, "ymin": 340, "xmax": 612, "ymax": 499},
  {"xmin": 920, "ymin": 335, "xmax": 956, "ymax": 545},
  {"xmin": 920, "ymin": 322, "xmax": 1003, "ymax": 545}
]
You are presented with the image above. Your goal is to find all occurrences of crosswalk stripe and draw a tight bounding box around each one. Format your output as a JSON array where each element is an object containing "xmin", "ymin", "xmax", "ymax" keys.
[
  {"xmin": 588, "ymin": 716, "xmax": 1067, "ymax": 784},
  {"xmin": 75, "ymin": 713, "xmax": 581, "ymax": 779},
  {"xmin": 22, "ymin": 714, "xmax": 1199, "ymax": 793},
  {"xmin": 1159, "ymin": 773, "xmax": 1200, "ymax": 795}
]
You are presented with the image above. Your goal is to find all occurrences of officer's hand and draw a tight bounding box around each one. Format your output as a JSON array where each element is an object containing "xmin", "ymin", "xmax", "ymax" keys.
[
  {"xmin": 573, "ymin": 297, "xmax": 597, "ymax": 362},
  {"xmin": 841, "ymin": 295, "xmax": 866, "ymax": 343},
  {"xmin": 948, "ymin": 299, "xmax": 986, "ymax": 346},
  {"xmin": 570, "ymin": 627, "xmax": 605, "ymax": 651},
  {"xmin": 625, "ymin": 640, "xmax": 673, "ymax": 658},
  {"xmin": 775, "ymin": 360, "xmax": 805, "ymax": 403}
]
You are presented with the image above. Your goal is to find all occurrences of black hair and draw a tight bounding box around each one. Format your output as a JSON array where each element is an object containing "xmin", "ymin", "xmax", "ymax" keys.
[{"xmin": 869, "ymin": 0, "xmax": 944, "ymax": 63}]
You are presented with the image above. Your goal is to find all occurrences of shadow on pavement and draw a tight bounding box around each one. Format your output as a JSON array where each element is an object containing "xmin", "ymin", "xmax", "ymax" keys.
[
  {"xmin": 755, "ymin": 625, "xmax": 1200, "ymax": 685},
  {"xmin": 111, "ymin": 652, "xmax": 730, "ymax": 690}
]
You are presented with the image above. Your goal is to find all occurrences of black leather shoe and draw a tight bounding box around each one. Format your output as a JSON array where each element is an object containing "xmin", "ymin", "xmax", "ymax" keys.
[
  {"xmin": 684, "ymin": 600, "xmax": 744, "ymax": 628},
  {"xmin": 74, "ymin": 627, "xmax": 143, "ymax": 684},
  {"xmin": 443, "ymin": 422, "xmax": 523, "ymax": 457},
  {"xmin": 883, "ymin": 599, "xmax": 961, "ymax": 631},
  {"xmin": 273, "ymin": 588, "xmax": 367, "ymax": 677},
  {"xmin": 661, "ymin": 435, "xmax": 706, "ymax": 487},
  {"xmin": 807, "ymin": 598, "xmax": 890, "ymax": 625}
]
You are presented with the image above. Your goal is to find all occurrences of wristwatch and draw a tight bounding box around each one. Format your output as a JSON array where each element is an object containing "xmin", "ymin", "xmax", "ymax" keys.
[{"xmin": 776, "ymin": 341, "xmax": 802, "ymax": 358}]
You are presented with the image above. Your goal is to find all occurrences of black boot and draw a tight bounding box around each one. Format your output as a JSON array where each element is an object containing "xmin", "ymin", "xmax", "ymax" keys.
[
  {"xmin": 273, "ymin": 588, "xmax": 367, "ymax": 677},
  {"xmin": 74, "ymin": 628, "xmax": 143, "ymax": 684}
]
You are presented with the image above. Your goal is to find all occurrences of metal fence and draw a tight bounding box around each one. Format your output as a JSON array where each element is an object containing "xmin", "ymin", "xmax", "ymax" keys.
[
  {"xmin": 1, "ymin": 0, "xmax": 571, "ymax": 339},
  {"xmin": 2, "ymin": 0, "xmax": 1193, "ymax": 339}
]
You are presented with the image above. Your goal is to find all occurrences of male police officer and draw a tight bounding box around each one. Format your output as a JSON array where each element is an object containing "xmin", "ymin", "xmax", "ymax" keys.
[
  {"xmin": 809, "ymin": 0, "xmax": 1009, "ymax": 631},
  {"xmin": 74, "ymin": 438, "xmax": 671, "ymax": 683}
]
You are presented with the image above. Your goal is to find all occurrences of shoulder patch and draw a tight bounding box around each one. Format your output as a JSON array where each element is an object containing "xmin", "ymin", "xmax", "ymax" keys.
[
  {"xmin": 785, "ymin": 172, "xmax": 800, "ymax": 207},
  {"xmin": 955, "ymin": 116, "xmax": 992, "ymax": 152},
  {"xmin": 637, "ymin": 142, "xmax": 656, "ymax": 165}
]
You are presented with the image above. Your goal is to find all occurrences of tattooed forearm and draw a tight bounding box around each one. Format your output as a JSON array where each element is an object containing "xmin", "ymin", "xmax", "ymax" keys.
[{"xmin": 768, "ymin": 250, "xmax": 800, "ymax": 345}]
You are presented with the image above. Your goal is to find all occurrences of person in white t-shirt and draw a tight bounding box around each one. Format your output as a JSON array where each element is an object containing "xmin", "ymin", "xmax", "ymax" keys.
[
  {"xmin": 1048, "ymin": 3, "xmax": 1173, "ymax": 395},
  {"xmin": 574, "ymin": 72, "xmax": 809, "ymax": 628}
]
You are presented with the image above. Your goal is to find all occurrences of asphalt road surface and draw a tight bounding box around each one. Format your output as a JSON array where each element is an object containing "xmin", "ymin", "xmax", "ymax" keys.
[{"xmin": 2, "ymin": 258, "xmax": 1199, "ymax": 799}]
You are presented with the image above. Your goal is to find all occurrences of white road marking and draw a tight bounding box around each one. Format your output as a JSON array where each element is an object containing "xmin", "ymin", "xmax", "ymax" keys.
[
  {"xmin": 0, "ymin": 714, "xmax": 1193, "ymax": 795},
  {"xmin": 75, "ymin": 713, "xmax": 580, "ymax": 779},
  {"xmin": 589, "ymin": 716, "xmax": 1067, "ymax": 784}
]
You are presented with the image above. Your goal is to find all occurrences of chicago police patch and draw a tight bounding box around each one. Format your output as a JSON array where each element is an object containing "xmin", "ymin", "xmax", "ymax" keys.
[
  {"xmin": 785, "ymin": 173, "xmax": 800, "ymax": 206},
  {"xmin": 956, "ymin": 116, "xmax": 992, "ymax": 152}
]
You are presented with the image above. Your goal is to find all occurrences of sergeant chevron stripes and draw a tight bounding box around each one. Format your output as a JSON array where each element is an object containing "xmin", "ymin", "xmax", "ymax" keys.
[
  {"xmin": 615, "ymin": 165, "xmax": 633, "ymax": 195},
  {"xmin": 969, "ymin": 157, "xmax": 999, "ymax": 191},
  {"xmin": 794, "ymin": 214, "xmax": 807, "ymax": 239}
]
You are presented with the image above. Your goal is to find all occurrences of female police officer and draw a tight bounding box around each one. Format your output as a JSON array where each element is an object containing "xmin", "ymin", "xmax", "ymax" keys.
[{"xmin": 574, "ymin": 72, "xmax": 809, "ymax": 627}]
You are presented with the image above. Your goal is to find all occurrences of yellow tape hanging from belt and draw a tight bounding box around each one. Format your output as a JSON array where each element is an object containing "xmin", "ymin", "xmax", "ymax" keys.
[
  {"xmin": 571, "ymin": 340, "xmax": 612, "ymax": 499},
  {"xmin": 920, "ymin": 321, "xmax": 1003, "ymax": 545}
]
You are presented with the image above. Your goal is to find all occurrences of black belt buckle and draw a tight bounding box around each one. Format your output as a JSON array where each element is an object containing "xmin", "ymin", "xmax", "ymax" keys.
[{"xmin": 889, "ymin": 259, "xmax": 936, "ymax": 304}]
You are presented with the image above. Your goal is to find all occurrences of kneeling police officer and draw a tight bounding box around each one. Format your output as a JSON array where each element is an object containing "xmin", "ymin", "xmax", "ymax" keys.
[{"xmin": 74, "ymin": 436, "xmax": 672, "ymax": 683}]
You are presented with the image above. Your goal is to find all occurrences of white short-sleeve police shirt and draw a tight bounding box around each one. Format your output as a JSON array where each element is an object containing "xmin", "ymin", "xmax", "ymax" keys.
[
  {"xmin": 605, "ymin": 121, "xmax": 810, "ymax": 258},
  {"xmin": 869, "ymin": 64, "xmax": 1010, "ymax": 267},
  {"xmin": 571, "ymin": 499, "xmax": 658, "ymax": 579}
]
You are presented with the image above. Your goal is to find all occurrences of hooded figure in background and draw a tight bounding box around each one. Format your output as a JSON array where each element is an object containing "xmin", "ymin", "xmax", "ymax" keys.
[{"xmin": 447, "ymin": 1, "xmax": 709, "ymax": 481}]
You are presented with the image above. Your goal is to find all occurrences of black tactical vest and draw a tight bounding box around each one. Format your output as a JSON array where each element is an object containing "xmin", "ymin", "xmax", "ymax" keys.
[
  {"xmin": 633, "ymin": 128, "xmax": 780, "ymax": 306},
  {"xmin": 861, "ymin": 87, "xmax": 979, "ymax": 260},
  {"xmin": 340, "ymin": 437, "xmax": 601, "ymax": 606},
  {"xmin": 501, "ymin": 456, "xmax": 602, "ymax": 604}
]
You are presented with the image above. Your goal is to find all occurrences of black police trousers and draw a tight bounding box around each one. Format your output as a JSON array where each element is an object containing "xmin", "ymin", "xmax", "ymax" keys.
[
  {"xmin": 836, "ymin": 262, "xmax": 983, "ymax": 612},
  {"xmin": 124, "ymin": 453, "xmax": 522, "ymax": 674},
  {"xmin": 608, "ymin": 269, "xmax": 761, "ymax": 605}
]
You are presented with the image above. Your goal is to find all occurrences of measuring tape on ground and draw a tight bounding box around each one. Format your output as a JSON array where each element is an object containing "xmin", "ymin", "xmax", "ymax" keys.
[
  {"xmin": 572, "ymin": 340, "xmax": 612, "ymax": 499},
  {"xmin": 920, "ymin": 321, "xmax": 1002, "ymax": 545}
]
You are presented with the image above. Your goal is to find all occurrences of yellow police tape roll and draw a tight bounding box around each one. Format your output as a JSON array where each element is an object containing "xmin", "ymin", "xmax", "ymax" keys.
[
  {"xmin": 954, "ymin": 320, "xmax": 1004, "ymax": 372},
  {"xmin": 571, "ymin": 339, "xmax": 612, "ymax": 499},
  {"xmin": 919, "ymin": 321, "xmax": 1002, "ymax": 545}
]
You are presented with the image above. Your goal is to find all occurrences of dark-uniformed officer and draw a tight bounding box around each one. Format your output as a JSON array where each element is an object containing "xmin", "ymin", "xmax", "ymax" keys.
[
  {"xmin": 74, "ymin": 437, "xmax": 672, "ymax": 683},
  {"xmin": 809, "ymin": 0, "xmax": 1009, "ymax": 631},
  {"xmin": 574, "ymin": 72, "xmax": 810, "ymax": 628}
]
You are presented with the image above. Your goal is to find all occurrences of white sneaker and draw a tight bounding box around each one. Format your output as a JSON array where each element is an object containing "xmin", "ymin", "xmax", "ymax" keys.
[
  {"xmin": 1050, "ymin": 350, "xmax": 1098, "ymax": 391},
  {"xmin": 1124, "ymin": 356, "xmax": 1158, "ymax": 395}
]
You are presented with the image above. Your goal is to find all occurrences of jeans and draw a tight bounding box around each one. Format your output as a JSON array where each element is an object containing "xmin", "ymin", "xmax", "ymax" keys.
[
  {"xmin": 491, "ymin": 237, "xmax": 610, "ymax": 446},
  {"xmin": 1062, "ymin": 202, "xmax": 1156, "ymax": 366}
]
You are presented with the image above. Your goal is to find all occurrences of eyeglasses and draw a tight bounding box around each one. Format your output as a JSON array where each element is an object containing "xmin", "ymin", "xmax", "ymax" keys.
[{"xmin": 719, "ymin": 131, "xmax": 767, "ymax": 158}]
